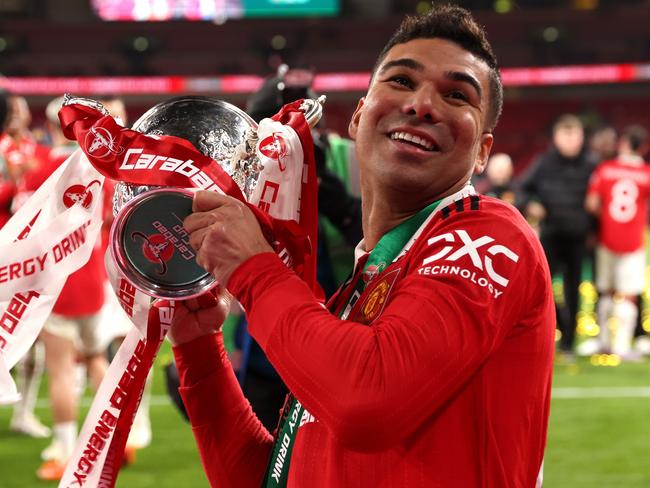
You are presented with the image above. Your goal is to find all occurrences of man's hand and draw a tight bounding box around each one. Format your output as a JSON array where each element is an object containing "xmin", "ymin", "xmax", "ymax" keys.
[
  {"xmin": 167, "ymin": 287, "xmax": 232, "ymax": 346},
  {"xmin": 184, "ymin": 191, "xmax": 274, "ymax": 286}
]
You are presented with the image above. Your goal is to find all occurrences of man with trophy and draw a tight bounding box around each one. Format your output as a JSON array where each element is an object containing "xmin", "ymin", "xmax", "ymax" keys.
[
  {"xmin": 168, "ymin": 5, "xmax": 555, "ymax": 488},
  {"xmin": 0, "ymin": 4, "xmax": 554, "ymax": 487}
]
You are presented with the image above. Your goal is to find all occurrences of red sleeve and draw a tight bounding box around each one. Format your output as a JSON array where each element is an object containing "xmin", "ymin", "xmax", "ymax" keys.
[
  {"xmin": 228, "ymin": 215, "xmax": 545, "ymax": 452},
  {"xmin": 586, "ymin": 164, "xmax": 602, "ymax": 197},
  {"xmin": 172, "ymin": 332, "xmax": 274, "ymax": 488}
]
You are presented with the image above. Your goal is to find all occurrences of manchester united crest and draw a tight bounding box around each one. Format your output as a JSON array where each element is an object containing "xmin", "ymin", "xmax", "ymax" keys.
[{"xmin": 356, "ymin": 268, "xmax": 401, "ymax": 325}]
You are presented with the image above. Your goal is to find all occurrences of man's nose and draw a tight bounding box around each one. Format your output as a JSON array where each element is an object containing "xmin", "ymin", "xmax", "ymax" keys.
[{"xmin": 403, "ymin": 86, "xmax": 440, "ymax": 122}]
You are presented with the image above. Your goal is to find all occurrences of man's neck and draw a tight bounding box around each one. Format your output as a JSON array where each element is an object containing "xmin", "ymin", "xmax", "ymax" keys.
[
  {"xmin": 361, "ymin": 187, "xmax": 436, "ymax": 250},
  {"xmin": 362, "ymin": 205, "xmax": 410, "ymax": 251},
  {"xmin": 361, "ymin": 183, "xmax": 474, "ymax": 250}
]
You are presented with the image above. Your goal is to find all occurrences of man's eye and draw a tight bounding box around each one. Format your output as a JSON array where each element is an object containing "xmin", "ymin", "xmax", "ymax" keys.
[
  {"xmin": 448, "ymin": 90, "xmax": 469, "ymax": 102},
  {"xmin": 387, "ymin": 75, "xmax": 413, "ymax": 88}
]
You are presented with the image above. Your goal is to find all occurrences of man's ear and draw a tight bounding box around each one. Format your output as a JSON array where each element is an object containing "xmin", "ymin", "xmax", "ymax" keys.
[
  {"xmin": 348, "ymin": 97, "xmax": 365, "ymax": 140},
  {"xmin": 473, "ymin": 132, "xmax": 494, "ymax": 175}
]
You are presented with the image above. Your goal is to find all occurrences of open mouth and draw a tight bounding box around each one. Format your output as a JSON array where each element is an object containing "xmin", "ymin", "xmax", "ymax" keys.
[{"xmin": 388, "ymin": 131, "xmax": 439, "ymax": 152}]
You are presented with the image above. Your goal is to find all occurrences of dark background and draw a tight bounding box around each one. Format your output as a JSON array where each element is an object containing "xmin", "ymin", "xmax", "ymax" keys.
[{"xmin": 2, "ymin": 0, "xmax": 650, "ymax": 170}]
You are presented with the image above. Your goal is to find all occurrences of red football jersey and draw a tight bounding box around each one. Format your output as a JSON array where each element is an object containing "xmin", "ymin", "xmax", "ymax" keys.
[
  {"xmin": 588, "ymin": 157, "xmax": 650, "ymax": 253},
  {"xmin": 0, "ymin": 133, "xmax": 36, "ymax": 173},
  {"xmin": 174, "ymin": 193, "xmax": 555, "ymax": 488}
]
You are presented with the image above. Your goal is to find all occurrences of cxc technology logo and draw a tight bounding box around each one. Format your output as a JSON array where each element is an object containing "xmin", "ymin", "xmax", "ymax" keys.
[
  {"xmin": 84, "ymin": 126, "xmax": 124, "ymax": 159},
  {"xmin": 417, "ymin": 229, "xmax": 519, "ymax": 299},
  {"xmin": 62, "ymin": 180, "xmax": 102, "ymax": 209},
  {"xmin": 130, "ymin": 232, "xmax": 174, "ymax": 275},
  {"xmin": 259, "ymin": 132, "xmax": 289, "ymax": 171}
]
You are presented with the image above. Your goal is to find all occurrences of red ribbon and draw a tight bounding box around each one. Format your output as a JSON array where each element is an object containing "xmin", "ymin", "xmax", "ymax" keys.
[
  {"xmin": 99, "ymin": 301, "xmax": 173, "ymax": 482},
  {"xmin": 59, "ymin": 101, "xmax": 318, "ymax": 290},
  {"xmin": 59, "ymin": 104, "xmax": 245, "ymax": 200}
]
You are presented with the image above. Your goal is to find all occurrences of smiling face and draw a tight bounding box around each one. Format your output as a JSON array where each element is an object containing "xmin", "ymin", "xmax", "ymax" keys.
[{"xmin": 349, "ymin": 38, "xmax": 494, "ymax": 209}]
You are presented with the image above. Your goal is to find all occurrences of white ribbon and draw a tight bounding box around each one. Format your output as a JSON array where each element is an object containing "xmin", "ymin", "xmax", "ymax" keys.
[
  {"xmin": 104, "ymin": 252, "xmax": 151, "ymax": 337},
  {"xmin": 58, "ymin": 253, "xmax": 158, "ymax": 488},
  {"xmin": 249, "ymin": 118, "xmax": 305, "ymax": 221},
  {"xmin": 59, "ymin": 325, "xmax": 150, "ymax": 488},
  {"xmin": 0, "ymin": 150, "xmax": 104, "ymax": 404}
]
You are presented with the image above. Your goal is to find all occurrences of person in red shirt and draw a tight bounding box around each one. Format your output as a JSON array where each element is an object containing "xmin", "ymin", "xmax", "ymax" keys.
[
  {"xmin": 2, "ymin": 94, "xmax": 52, "ymax": 441},
  {"xmin": 0, "ymin": 89, "xmax": 14, "ymax": 228},
  {"xmin": 0, "ymin": 95, "xmax": 43, "ymax": 186},
  {"xmin": 16, "ymin": 97, "xmax": 110, "ymax": 480},
  {"xmin": 169, "ymin": 5, "xmax": 555, "ymax": 487},
  {"xmin": 586, "ymin": 125, "xmax": 650, "ymax": 358}
]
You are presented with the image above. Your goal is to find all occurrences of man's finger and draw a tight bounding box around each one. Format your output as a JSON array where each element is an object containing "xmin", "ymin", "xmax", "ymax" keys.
[
  {"xmin": 192, "ymin": 190, "xmax": 234, "ymax": 212},
  {"xmin": 184, "ymin": 212, "xmax": 217, "ymax": 234},
  {"xmin": 184, "ymin": 292, "xmax": 217, "ymax": 312},
  {"xmin": 188, "ymin": 227, "xmax": 209, "ymax": 252},
  {"xmin": 184, "ymin": 298, "xmax": 199, "ymax": 312}
]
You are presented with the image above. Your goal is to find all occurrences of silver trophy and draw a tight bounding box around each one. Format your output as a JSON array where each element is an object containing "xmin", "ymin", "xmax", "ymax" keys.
[{"xmin": 64, "ymin": 94, "xmax": 324, "ymax": 299}]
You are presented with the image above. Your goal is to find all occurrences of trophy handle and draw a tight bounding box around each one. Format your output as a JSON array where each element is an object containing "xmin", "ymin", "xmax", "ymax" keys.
[
  {"xmin": 62, "ymin": 93, "xmax": 109, "ymax": 115},
  {"xmin": 300, "ymin": 95, "xmax": 327, "ymax": 128}
]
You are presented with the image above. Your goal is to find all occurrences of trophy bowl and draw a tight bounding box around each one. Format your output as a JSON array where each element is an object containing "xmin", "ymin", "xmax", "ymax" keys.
[{"xmin": 111, "ymin": 96, "xmax": 259, "ymax": 299}]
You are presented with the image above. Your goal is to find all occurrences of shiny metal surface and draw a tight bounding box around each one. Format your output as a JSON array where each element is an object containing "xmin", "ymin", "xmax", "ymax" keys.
[
  {"xmin": 110, "ymin": 188, "xmax": 215, "ymax": 300},
  {"xmin": 300, "ymin": 95, "xmax": 327, "ymax": 128},
  {"xmin": 113, "ymin": 96, "xmax": 261, "ymax": 215},
  {"xmin": 62, "ymin": 94, "xmax": 109, "ymax": 115}
]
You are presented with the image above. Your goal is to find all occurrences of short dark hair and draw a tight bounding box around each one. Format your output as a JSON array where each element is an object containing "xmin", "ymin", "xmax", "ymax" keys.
[
  {"xmin": 371, "ymin": 4, "xmax": 503, "ymax": 132},
  {"xmin": 553, "ymin": 114, "xmax": 583, "ymax": 132},
  {"xmin": 621, "ymin": 124, "xmax": 648, "ymax": 153}
]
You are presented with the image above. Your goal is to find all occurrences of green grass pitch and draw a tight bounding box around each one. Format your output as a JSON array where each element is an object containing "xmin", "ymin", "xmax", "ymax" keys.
[{"xmin": 1, "ymin": 343, "xmax": 649, "ymax": 487}]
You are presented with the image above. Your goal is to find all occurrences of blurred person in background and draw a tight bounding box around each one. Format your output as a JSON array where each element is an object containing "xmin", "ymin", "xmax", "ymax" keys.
[
  {"xmin": 2, "ymin": 93, "xmax": 51, "ymax": 440},
  {"xmin": 13, "ymin": 96, "xmax": 77, "ymax": 204},
  {"xmin": 521, "ymin": 114, "xmax": 598, "ymax": 357},
  {"xmin": 480, "ymin": 152, "xmax": 519, "ymax": 207},
  {"xmin": 586, "ymin": 124, "xmax": 648, "ymax": 355},
  {"xmin": 589, "ymin": 125, "xmax": 618, "ymax": 163},
  {"xmin": 18, "ymin": 96, "xmax": 110, "ymax": 481},
  {"xmin": 585, "ymin": 125, "xmax": 650, "ymax": 359},
  {"xmin": 168, "ymin": 5, "xmax": 554, "ymax": 487},
  {"xmin": 0, "ymin": 95, "xmax": 44, "ymax": 184},
  {"xmin": 0, "ymin": 89, "xmax": 15, "ymax": 228}
]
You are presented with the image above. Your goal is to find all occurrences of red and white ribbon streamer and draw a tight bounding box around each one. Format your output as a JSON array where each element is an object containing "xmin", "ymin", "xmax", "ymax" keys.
[{"xmin": 0, "ymin": 150, "xmax": 104, "ymax": 404}]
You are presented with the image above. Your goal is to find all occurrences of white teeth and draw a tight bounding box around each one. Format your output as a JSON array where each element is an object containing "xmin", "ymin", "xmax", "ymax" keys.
[{"xmin": 390, "ymin": 131, "xmax": 435, "ymax": 150}]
